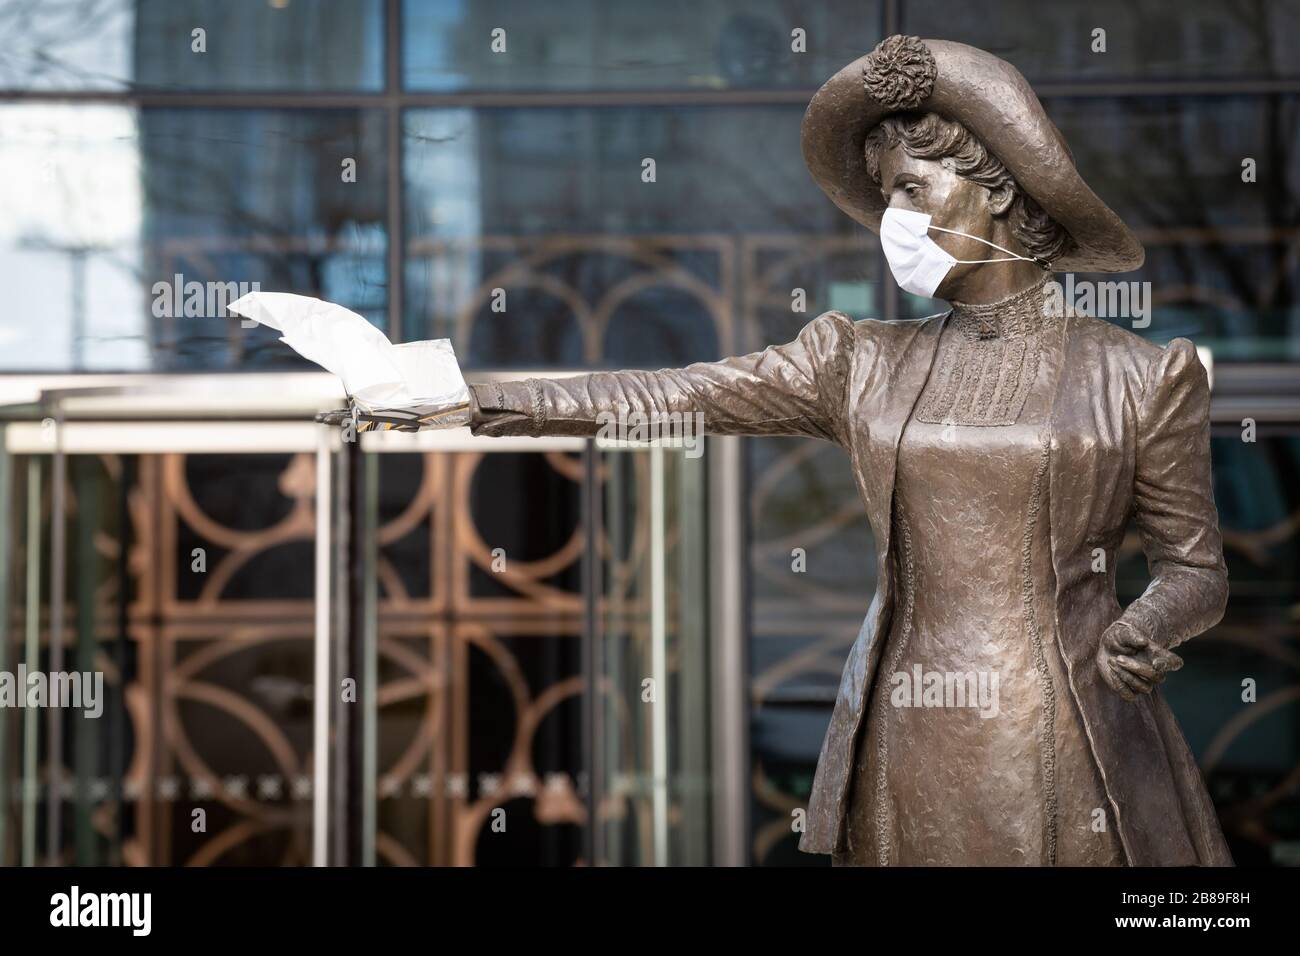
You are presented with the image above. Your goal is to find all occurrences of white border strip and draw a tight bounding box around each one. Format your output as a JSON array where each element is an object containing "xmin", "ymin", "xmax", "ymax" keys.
[
  {"xmin": 5, "ymin": 421, "xmax": 588, "ymax": 455},
  {"xmin": 360, "ymin": 427, "xmax": 584, "ymax": 453},
  {"xmin": 4, "ymin": 421, "xmax": 323, "ymax": 454}
]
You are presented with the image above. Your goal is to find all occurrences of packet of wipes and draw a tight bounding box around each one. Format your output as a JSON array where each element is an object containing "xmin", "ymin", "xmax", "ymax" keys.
[{"xmin": 228, "ymin": 291, "xmax": 470, "ymax": 431}]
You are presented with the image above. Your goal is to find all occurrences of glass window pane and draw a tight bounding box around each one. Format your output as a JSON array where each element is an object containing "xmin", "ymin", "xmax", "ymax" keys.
[
  {"xmin": 1045, "ymin": 95, "xmax": 1300, "ymax": 231},
  {"xmin": 403, "ymin": 104, "xmax": 878, "ymax": 369},
  {"xmin": 0, "ymin": 103, "xmax": 145, "ymax": 368},
  {"xmin": 402, "ymin": 0, "xmax": 883, "ymax": 92},
  {"xmin": 901, "ymin": 0, "xmax": 1300, "ymax": 82},
  {"xmin": 0, "ymin": 104, "xmax": 388, "ymax": 370},
  {"xmin": 0, "ymin": 0, "xmax": 134, "ymax": 90},
  {"xmin": 0, "ymin": 0, "xmax": 384, "ymax": 92},
  {"xmin": 1043, "ymin": 95, "xmax": 1300, "ymax": 361}
]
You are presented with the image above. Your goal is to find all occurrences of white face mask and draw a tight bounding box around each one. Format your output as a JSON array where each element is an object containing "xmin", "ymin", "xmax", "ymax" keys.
[{"xmin": 879, "ymin": 207, "xmax": 1047, "ymax": 298}]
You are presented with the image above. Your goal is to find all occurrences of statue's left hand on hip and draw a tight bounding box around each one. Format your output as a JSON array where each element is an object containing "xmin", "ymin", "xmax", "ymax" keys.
[{"xmin": 1095, "ymin": 623, "xmax": 1183, "ymax": 700}]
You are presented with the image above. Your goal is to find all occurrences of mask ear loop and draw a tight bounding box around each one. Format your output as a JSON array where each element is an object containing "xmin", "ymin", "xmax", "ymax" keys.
[{"xmin": 926, "ymin": 224, "xmax": 1053, "ymax": 271}]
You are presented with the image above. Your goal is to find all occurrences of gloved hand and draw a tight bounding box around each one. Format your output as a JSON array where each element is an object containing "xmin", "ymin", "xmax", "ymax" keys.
[{"xmin": 1094, "ymin": 622, "xmax": 1183, "ymax": 700}]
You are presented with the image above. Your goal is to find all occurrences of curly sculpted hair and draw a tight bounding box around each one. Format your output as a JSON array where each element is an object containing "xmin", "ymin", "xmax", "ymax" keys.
[{"xmin": 863, "ymin": 111, "xmax": 1073, "ymax": 264}]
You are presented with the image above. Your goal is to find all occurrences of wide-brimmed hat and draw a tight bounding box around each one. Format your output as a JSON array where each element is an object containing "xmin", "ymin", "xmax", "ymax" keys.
[{"xmin": 802, "ymin": 35, "xmax": 1143, "ymax": 273}]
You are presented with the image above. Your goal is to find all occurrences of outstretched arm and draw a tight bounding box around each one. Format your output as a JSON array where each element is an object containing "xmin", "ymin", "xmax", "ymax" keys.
[{"xmin": 467, "ymin": 311, "xmax": 857, "ymax": 444}]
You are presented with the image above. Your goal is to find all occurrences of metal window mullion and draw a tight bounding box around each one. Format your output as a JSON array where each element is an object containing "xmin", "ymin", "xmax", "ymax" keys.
[
  {"xmin": 385, "ymin": 0, "xmax": 404, "ymax": 345},
  {"xmin": 360, "ymin": 451, "xmax": 379, "ymax": 867},
  {"xmin": 0, "ymin": 431, "xmax": 9, "ymax": 865},
  {"xmin": 312, "ymin": 425, "xmax": 335, "ymax": 866},
  {"xmin": 46, "ymin": 412, "xmax": 66, "ymax": 865},
  {"xmin": 21, "ymin": 456, "xmax": 40, "ymax": 867},
  {"xmin": 709, "ymin": 436, "xmax": 748, "ymax": 866},
  {"xmin": 649, "ymin": 446, "xmax": 668, "ymax": 866}
]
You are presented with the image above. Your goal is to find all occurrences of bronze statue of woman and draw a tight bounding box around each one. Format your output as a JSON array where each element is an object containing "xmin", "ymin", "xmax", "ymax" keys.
[{"xmin": 467, "ymin": 36, "xmax": 1232, "ymax": 866}]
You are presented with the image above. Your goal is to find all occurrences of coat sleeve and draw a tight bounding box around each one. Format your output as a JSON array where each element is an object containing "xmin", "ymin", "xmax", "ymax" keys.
[
  {"xmin": 467, "ymin": 311, "xmax": 857, "ymax": 445},
  {"xmin": 1117, "ymin": 338, "xmax": 1228, "ymax": 649}
]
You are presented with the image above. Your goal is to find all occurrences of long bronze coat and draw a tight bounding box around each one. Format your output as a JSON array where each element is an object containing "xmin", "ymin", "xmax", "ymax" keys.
[{"xmin": 470, "ymin": 306, "xmax": 1233, "ymax": 866}]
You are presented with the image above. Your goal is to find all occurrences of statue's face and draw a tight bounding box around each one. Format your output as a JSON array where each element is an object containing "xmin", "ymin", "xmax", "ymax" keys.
[{"xmin": 877, "ymin": 143, "xmax": 1004, "ymax": 297}]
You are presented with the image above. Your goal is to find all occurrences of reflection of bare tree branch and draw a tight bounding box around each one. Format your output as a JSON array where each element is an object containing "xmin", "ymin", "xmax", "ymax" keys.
[
  {"xmin": 132, "ymin": 110, "xmax": 388, "ymax": 364},
  {"xmin": 5, "ymin": 103, "xmax": 387, "ymax": 362},
  {"xmin": 1058, "ymin": 82, "xmax": 1298, "ymax": 354},
  {"xmin": 0, "ymin": 0, "xmax": 136, "ymax": 90}
]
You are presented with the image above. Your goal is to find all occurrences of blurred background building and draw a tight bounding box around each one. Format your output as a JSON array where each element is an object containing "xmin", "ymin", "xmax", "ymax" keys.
[{"xmin": 0, "ymin": 0, "xmax": 1297, "ymax": 866}]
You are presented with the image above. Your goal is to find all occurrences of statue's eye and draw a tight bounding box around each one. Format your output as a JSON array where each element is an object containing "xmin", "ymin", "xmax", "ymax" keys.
[{"xmin": 904, "ymin": 183, "xmax": 921, "ymax": 197}]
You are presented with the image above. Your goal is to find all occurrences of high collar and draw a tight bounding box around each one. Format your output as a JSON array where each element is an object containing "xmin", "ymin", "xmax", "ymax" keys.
[{"xmin": 949, "ymin": 274, "xmax": 1054, "ymax": 341}]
